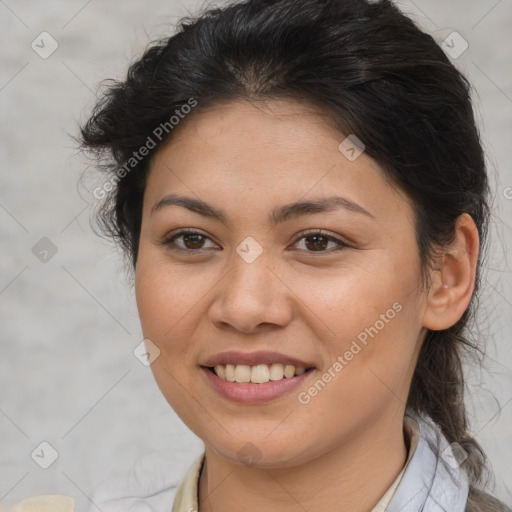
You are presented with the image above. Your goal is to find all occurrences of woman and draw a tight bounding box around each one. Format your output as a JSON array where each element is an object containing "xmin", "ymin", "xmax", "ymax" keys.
[{"xmin": 80, "ymin": 0, "xmax": 511, "ymax": 510}]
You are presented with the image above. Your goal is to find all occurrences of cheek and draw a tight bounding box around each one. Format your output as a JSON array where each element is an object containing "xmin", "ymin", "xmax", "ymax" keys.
[
  {"xmin": 135, "ymin": 257, "xmax": 204, "ymax": 420},
  {"xmin": 305, "ymin": 254, "xmax": 423, "ymax": 393},
  {"xmin": 135, "ymin": 251, "xmax": 229, "ymax": 379},
  {"xmin": 135, "ymin": 255, "xmax": 195, "ymax": 355},
  {"xmin": 300, "ymin": 254, "xmax": 420, "ymax": 339},
  {"xmin": 136, "ymin": 244, "xmax": 187, "ymax": 313}
]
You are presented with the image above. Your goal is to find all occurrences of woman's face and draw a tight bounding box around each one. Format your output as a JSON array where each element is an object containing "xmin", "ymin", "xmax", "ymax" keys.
[{"xmin": 135, "ymin": 99, "xmax": 428, "ymax": 468}]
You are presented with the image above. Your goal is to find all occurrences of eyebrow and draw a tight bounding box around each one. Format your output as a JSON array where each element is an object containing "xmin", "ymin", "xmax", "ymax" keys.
[{"xmin": 150, "ymin": 193, "xmax": 375, "ymax": 226}]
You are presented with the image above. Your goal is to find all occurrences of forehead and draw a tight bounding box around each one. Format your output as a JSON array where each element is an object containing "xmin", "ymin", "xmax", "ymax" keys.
[{"xmin": 144, "ymin": 99, "xmax": 414, "ymax": 227}]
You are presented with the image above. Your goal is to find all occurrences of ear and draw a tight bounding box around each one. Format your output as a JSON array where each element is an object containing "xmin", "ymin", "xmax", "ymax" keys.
[{"xmin": 422, "ymin": 213, "xmax": 480, "ymax": 331}]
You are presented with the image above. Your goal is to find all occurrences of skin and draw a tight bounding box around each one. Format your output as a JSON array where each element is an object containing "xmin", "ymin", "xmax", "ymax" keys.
[{"xmin": 134, "ymin": 99, "xmax": 479, "ymax": 512}]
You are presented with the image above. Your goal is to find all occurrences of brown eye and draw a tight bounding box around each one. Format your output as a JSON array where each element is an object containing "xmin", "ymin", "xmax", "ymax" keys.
[
  {"xmin": 181, "ymin": 233, "xmax": 206, "ymax": 250},
  {"xmin": 163, "ymin": 230, "xmax": 218, "ymax": 252},
  {"xmin": 292, "ymin": 230, "xmax": 348, "ymax": 253},
  {"xmin": 303, "ymin": 234, "xmax": 329, "ymax": 251}
]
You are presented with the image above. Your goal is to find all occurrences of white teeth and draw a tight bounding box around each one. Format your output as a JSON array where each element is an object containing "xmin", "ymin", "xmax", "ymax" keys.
[
  {"xmin": 235, "ymin": 364, "xmax": 251, "ymax": 383},
  {"xmin": 214, "ymin": 365, "xmax": 226, "ymax": 379},
  {"xmin": 283, "ymin": 364, "xmax": 295, "ymax": 378},
  {"xmin": 269, "ymin": 363, "xmax": 284, "ymax": 380},
  {"xmin": 212, "ymin": 363, "xmax": 308, "ymax": 383},
  {"xmin": 225, "ymin": 364, "xmax": 236, "ymax": 382},
  {"xmin": 251, "ymin": 364, "xmax": 270, "ymax": 383}
]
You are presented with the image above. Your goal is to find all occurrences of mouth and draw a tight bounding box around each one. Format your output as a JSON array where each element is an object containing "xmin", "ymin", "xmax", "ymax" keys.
[
  {"xmin": 200, "ymin": 350, "xmax": 316, "ymax": 383},
  {"xmin": 201, "ymin": 365, "xmax": 315, "ymax": 404},
  {"xmin": 199, "ymin": 351, "xmax": 317, "ymax": 403},
  {"xmin": 204, "ymin": 363, "xmax": 315, "ymax": 384}
]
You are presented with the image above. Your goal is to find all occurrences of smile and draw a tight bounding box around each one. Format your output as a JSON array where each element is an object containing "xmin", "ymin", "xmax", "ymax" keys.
[
  {"xmin": 210, "ymin": 363, "xmax": 308, "ymax": 383},
  {"xmin": 201, "ymin": 367, "xmax": 316, "ymax": 403}
]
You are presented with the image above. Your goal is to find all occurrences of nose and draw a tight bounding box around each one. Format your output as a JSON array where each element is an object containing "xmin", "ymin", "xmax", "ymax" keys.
[{"xmin": 208, "ymin": 252, "xmax": 293, "ymax": 334}]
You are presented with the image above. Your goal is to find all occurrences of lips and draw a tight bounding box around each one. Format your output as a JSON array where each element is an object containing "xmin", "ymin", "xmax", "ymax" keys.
[
  {"xmin": 200, "ymin": 351, "xmax": 316, "ymax": 403},
  {"xmin": 201, "ymin": 350, "xmax": 315, "ymax": 369},
  {"xmin": 201, "ymin": 365, "xmax": 315, "ymax": 403}
]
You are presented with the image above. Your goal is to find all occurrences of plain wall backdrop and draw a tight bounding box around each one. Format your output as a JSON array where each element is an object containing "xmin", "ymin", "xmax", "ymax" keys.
[{"xmin": 1, "ymin": 0, "xmax": 511, "ymax": 510}]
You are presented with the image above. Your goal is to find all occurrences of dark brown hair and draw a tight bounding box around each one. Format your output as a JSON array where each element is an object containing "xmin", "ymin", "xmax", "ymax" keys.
[{"xmin": 79, "ymin": 1, "xmax": 508, "ymax": 509}]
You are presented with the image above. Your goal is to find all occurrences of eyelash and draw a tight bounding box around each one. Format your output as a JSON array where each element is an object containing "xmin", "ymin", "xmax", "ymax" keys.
[{"xmin": 160, "ymin": 229, "xmax": 351, "ymax": 255}]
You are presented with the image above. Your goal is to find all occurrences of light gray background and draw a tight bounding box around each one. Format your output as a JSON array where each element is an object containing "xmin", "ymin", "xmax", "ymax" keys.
[{"xmin": 1, "ymin": 1, "xmax": 511, "ymax": 511}]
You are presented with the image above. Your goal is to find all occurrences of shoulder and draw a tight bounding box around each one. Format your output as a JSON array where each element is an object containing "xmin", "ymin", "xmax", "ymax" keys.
[
  {"xmin": 86, "ymin": 448, "xmax": 187, "ymax": 512},
  {"xmin": 89, "ymin": 474, "xmax": 179, "ymax": 512},
  {"xmin": 466, "ymin": 486, "xmax": 512, "ymax": 512}
]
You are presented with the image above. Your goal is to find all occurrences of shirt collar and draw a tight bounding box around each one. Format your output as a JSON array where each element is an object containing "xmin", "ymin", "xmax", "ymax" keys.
[
  {"xmin": 386, "ymin": 408, "xmax": 469, "ymax": 512},
  {"xmin": 171, "ymin": 409, "xmax": 468, "ymax": 512}
]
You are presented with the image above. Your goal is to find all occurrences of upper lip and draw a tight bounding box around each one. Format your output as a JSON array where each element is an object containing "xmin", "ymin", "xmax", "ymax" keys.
[{"xmin": 201, "ymin": 351, "xmax": 315, "ymax": 369}]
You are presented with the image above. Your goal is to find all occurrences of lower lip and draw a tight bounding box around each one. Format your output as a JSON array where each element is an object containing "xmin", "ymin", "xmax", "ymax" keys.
[{"xmin": 201, "ymin": 367, "xmax": 315, "ymax": 404}]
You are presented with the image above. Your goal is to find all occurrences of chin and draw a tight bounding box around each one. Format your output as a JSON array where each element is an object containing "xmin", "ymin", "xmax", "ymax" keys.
[{"xmin": 204, "ymin": 432, "xmax": 318, "ymax": 470}]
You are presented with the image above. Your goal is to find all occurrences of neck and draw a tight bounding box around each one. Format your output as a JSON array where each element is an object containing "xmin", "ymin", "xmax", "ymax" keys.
[{"xmin": 198, "ymin": 409, "xmax": 408, "ymax": 512}]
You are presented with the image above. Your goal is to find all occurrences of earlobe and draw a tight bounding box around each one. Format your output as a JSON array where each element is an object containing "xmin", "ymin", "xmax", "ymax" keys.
[{"xmin": 422, "ymin": 213, "xmax": 480, "ymax": 331}]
